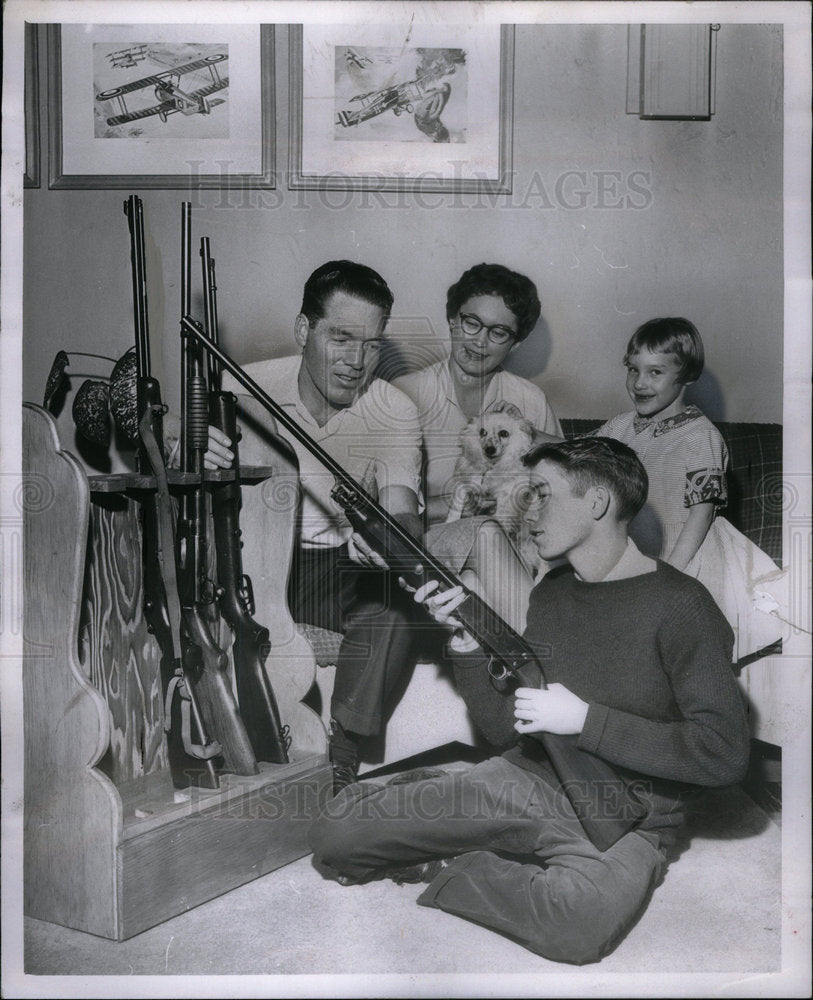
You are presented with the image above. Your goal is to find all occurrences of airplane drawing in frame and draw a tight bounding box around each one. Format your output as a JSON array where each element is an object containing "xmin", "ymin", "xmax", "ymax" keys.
[
  {"xmin": 96, "ymin": 53, "xmax": 229, "ymax": 127},
  {"xmin": 92, "ymin": 42, "xmax": 229, "ymax": 139}
]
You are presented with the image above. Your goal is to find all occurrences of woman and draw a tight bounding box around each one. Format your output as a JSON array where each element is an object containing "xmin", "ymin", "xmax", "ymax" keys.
[{"xmin": 394, "ymin": 263, "xmax": 561, "ymax": 631}]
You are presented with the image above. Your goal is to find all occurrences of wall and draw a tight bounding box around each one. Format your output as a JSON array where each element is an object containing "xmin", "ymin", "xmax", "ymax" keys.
[{"xmin": 23, "ymin": 22, "xmax": 784, "ymax": 436}]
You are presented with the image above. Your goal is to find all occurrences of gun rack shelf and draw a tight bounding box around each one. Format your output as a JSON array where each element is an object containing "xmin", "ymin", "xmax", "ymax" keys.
[
  {"xmin": 86, "ymin": 465, "xmax": 278, "ymax": 493},
  {"xmin": 23, "ymin": 404, "xmax": 331, "ymax": 940}
]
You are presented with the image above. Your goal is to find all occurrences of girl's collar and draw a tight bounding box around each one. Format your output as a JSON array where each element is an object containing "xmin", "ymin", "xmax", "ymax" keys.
[{"xmin": 633, "ymin": 404, "xmax": 703, "ymax": 436}]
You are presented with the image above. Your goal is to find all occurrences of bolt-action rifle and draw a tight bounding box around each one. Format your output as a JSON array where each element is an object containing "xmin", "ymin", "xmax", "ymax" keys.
[
  {"xmin": 123, "ymin": 194, "xmax": 221, "ymax": 789},
  {"xmin": 199, "ymin": 234, "xmax": 291, "ymax": 763},
  {"xmin": 181, "ymin": 317, "xmax": 648, "ymax": 851},
  {"xmin": 175, "ymin": 204, "xmax": 258, "ymax": 776}
]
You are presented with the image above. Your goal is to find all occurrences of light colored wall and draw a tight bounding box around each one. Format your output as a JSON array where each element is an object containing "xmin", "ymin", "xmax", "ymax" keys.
[{"xmin": 24, "ymin": 22, "xmax": 784, "ymax": 438}]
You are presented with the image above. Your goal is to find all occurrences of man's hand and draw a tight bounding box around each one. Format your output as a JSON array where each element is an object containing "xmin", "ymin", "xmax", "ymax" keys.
[
  {"xmin": 162, "ymin": 413, "xmax": 234, "ymax": 470},
  {"xmin": 203, "ymin": 425, "xmax": 234, "ymax": 470},
  {"xmin": 513, "ymin": 685, "xmax": 589, "ymax": 736}
]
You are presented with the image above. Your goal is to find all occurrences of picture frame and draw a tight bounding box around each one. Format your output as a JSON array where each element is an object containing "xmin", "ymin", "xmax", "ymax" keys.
[
  {"xmin": 47, "ymin": 23, "xmax": 275, "ymax": 189},
  {"xmin": 288, "ymin": 23, "xmax": 514, "ymax": 193},
  {"xmin": 24, "ymin": 23, "xmax": 41, "ymax": 189}
]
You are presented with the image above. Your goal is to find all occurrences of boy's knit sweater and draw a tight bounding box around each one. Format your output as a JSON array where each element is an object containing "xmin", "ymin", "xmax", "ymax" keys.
[{"xmin": 451, "ymin": 561, "xmax": 751, "ymax": 846}]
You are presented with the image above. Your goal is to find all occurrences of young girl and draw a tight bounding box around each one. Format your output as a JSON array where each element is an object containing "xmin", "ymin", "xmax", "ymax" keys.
[{"xmin": 594, "ymin": 317, "xmax": 786, "ymax": 662}]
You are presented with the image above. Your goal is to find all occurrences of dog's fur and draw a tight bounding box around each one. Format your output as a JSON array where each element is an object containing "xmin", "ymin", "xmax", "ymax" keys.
[{"xmin": 445, "ymin": 401, "xmax": 537, "ymax": 537}]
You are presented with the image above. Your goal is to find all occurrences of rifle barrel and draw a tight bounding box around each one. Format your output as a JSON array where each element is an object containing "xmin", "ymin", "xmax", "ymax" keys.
[
  {"xmin": 124, "ymin": 195, "xmax": 151, "ymax": 381},
  {"xmin": 180, "ymin": 202, "xmax": 192, "ymax": 471},
  {"xmin": 200, "ymin": 237, "xmax": 220, "ymax": 387}
]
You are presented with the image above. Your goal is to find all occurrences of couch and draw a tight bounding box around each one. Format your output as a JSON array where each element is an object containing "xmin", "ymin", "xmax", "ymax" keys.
[{"xmin": 292, "ymin": 418, "xmax": 788, "ymax": 771}]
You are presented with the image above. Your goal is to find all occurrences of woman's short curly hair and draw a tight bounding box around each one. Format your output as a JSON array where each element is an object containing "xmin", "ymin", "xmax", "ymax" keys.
[{"xmin": 445, "ymin": 263, "xmax": 542, "ymax": 342}]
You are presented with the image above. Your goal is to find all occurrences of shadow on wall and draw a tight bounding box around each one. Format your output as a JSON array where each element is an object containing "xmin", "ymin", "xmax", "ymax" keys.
[
  {"xmin": 686, "ymin": 369, "xmax": 726, "ymax": 423},
  {"xmin": 376, "ymin": 314, "xmax": 448, "ymax": 381},
  {"xmin": 502, "ymin": 315, "xmax": 553, "ymax": 381}
]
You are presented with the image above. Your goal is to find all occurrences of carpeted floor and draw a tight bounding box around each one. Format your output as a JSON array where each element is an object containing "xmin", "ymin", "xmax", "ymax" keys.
[{"xmin": 10, "ymin": 771, "xmax": 789, "ymax": 997}]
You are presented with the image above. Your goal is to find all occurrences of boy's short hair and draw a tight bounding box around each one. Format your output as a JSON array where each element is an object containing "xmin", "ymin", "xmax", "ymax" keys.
[
  {"xmin": 445, "ymin": 263, "xmax": 542, "ymax": 342},
  {"xmin": 624, "ymin": 317, "xmax": 705, "ymax": 384},
  {"xmin": 300, "ymin": 260, "xmax": 394, "ymax": 326},
  {"xmin": 523, "ymin": 437, "xmax": 648, "ymax": 523}
]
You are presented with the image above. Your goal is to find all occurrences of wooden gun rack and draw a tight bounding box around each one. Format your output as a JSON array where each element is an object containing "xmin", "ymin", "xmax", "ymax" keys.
[{"xmin": 22, "ymin": 403, "xmax": 331, "ymax": 940}]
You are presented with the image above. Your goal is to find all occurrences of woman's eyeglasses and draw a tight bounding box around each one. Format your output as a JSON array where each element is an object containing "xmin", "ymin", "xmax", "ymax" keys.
[{"xmin": 453, "ymin": 312, "xmax": 516, "ymax": 345}]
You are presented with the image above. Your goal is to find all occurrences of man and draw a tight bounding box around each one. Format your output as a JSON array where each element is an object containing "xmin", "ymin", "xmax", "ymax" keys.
[
  {"xmin": 308, "ymin": 437, "xmax": 750, "ymax": 964},
  {"xmin": 206, "ymin": 260, "xmax": 424, "ymax": 793}
]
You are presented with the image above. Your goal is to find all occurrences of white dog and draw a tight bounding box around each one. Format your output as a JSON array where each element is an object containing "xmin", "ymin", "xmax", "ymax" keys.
[{"xmin": 445, "ymin": 401, "xmax": 537, "ymax": 537}]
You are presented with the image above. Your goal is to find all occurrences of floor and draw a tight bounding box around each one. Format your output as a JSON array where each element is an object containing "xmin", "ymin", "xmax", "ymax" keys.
[{"xmin": 6, "ymin": 742, "xmax": 803, "ymax": 999}]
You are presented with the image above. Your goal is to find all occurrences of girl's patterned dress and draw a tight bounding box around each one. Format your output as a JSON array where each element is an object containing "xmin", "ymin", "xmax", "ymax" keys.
[{"xmin": 595, "ymin": 405, "xmax": 786, "ymax": 661}]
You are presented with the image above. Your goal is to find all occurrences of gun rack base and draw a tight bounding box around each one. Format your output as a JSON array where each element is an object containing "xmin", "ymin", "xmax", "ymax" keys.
[
  {"xmin": 23, "ymin": 403, "xmax": 330, "ymax": 941},
  {"xmin": 115, "ymin": 757, "xmax": 331, "ymax": 940}
]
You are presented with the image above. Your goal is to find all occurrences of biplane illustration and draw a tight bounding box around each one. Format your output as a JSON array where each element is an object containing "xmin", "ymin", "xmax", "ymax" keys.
[
  {"xmin": 344, "ymin": 47, "xmax": 373, "ymax": 71},
  {"xmin": 335, "ymin": 75, "xmax": 434, "ymax": 129},
  {"xmin": 106, "ymin": 45, "xmax": 148, "ymax": 70},
  {"xmin": 96, "ymin": 53, "xmax": 228, "ymax": 127}
]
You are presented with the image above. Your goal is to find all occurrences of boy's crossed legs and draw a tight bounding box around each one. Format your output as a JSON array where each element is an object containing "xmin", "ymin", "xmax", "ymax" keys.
[{"xmin": 309, "ymin": 757, "xmax": 665, "ymax": 964}]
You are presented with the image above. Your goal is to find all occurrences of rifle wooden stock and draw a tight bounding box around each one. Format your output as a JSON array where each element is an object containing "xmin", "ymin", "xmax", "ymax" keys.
[
  {"xmin": 208, "ymin": 394, "xmax": 291, "ymax": 763},
  {"xmin": 139, "ymin": 397, "xmax": 222, "ymax": 789},
  {"xmin": 201, "ymin": 238, "xmax": 290, "ymax": 764},
  {"xmin": 124, "ymin": 194, "xmax": 221, "ymax": 790},
  {"xmin": 177, "ymin": 206, "xmax": 258, "ymax": 776},
  {"xmin": 182, "ymin": 317, "xmax": 648, "ymax": 850}
]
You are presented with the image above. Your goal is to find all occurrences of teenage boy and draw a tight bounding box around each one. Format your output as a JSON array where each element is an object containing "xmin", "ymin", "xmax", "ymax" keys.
[{"xmin": 308, "ymin": 437, "xmax": 750, "ymax": 964}]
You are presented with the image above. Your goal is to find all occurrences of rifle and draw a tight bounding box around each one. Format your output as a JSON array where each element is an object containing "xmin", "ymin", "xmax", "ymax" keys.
[
  {"xmin": 199, "ymin": 235, "xmax": 291, "ymax": 763},
  {"xmin": 181, "ymin": 316, "xmax": 648, "ymax": 851},
  {"xmin": 123, "ymin": 194, "xmax": 221, "ymax": 790},
  {"xmin": 175, "ymin": 204, "xmax": 258, "ymax": 776}
]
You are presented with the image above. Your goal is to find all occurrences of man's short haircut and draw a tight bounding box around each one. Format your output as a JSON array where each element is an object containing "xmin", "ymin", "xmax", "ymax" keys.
[
  {"xmin": 445, "ymin": 263, "xmax": 542, "ymax": 342},
  {"xmin": 523, "ymin": 436, "xmax": 649, "ymax": 523},
  {"xmin": 624, "ymin": 317, "xmax": 705, "ymax": 384},
  {"xmin": 300, "ymin": 260, "xmax": 394, "ymax": 326}
]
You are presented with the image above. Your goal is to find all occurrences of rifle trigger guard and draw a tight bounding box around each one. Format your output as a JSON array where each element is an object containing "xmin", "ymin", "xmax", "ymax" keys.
[
  {"xmin": 486, "ymin": 656, "xmax": 511, "ymax": 692},
  {"xmin": 239, "ymin": 574, "xmax": 255, "ymax": 615},
  {"xmin": 487, "ymin": 656, "xmax": 509, "ymax": 682},
  {"xmin": 165, "ymin": 673, "xmax": 223, "ymax": 760}
]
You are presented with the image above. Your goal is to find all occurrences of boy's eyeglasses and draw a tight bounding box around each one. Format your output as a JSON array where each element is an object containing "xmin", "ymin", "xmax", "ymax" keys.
[{"xmin": 453, "ymin": 312, "xmax": 516, "ymax": 346}]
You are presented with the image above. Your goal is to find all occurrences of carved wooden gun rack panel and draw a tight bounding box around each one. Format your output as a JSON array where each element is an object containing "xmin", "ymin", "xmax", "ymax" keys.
[{"xmin": 23, "ymin": 403, "xmax": 331, "ymax": 940}]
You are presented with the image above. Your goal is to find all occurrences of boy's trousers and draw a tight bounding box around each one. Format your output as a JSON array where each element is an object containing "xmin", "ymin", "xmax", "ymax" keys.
[{"xmin": 309, "ymin": 756, "xmax": 666, "ymax": 964}]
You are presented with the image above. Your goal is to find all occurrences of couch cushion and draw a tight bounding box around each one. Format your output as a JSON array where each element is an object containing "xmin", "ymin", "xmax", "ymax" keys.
[
  {"xmin": 560, "ymin": 418, "xmax": 782, "ymax": 566},
  {"xmin": 716, "ymin": 423, "xmax": 783, "ymax": 566}
]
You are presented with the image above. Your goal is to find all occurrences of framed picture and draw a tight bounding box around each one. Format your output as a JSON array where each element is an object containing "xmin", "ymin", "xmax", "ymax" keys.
[
  {"xmin": 289, "ymin": 23, "xmax": 514, "ymax": 193},
  {"xmin": 47, "ymin": 23, "xmax": 275, "ymax": 189},
  {"xmin": 24, "ymin": 23, "xmax": 41, "ymax": 188}
]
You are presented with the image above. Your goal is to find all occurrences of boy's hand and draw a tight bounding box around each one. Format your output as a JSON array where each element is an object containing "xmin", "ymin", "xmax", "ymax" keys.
[
  {"xmin": 347, "ymin": 532, "xmax": 388, "ymax": 569},
  {"xmin": 411, "ymin": 581, "xmax": 480, "ymax": 653},
  {"xmin": 513, "ymin": 684, "xmax": 589, "ymax": 736}
]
